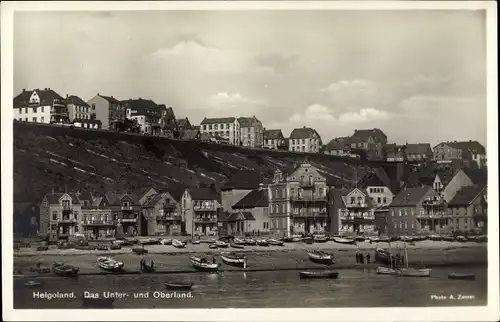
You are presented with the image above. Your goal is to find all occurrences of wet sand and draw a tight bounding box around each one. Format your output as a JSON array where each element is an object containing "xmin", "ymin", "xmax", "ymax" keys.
[{"xmin": 13, "ymin": 240, "xmax": 487, "ymax": 276}]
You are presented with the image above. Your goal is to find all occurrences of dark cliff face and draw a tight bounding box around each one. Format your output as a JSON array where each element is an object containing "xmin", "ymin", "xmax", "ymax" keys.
[{"xmin": 13, "ymin": 123, "xmax": 378, "ymax": 203}]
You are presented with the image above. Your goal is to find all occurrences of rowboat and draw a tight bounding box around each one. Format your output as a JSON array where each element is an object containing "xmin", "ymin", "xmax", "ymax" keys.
[
  {"xmin": 268, "ymin": 238, "xmax": 284, "ymax": 246},
  {"xmin": 139, "ymin": 238, "xmax": 157, "ymax": 245},
  {"xmin": 475, "ymin": 235, "xmax": 487, "ymax": 243},
  {"xmin": 376, "ymin": 266, "xmax": 397, "ymax": 275},
  {"xmin": 302, "ymin": 237, "xmax": 314, "ymax": 244},
  {"xmin": 397, "ymin": 268, "xmax": 432, "ymax": 277},
  {"xmin": 192, "ymin": 240, "xmax": 201, "ymax": 245},
  {"xmin": 96, "ymin": 257, "xmax": 124, "ymax": 272},
  {"xmin": 172, "ymin": 239, "xmax": 185, "ymax": 248},
  {"xmin": 230, "ymin": 243, "xmax": 245, "ymax": 249},
  {"xmin": 208, "ymin": 244, "xmax": 218, "ymax": 249},
  {"xmin": 331, "ymin": 237, "xmax": 356, "ymax": 245},
  {"xmin": 96, "ymin": 245, "xmax": 109, "ymax": 251},
  {"xmin": 165, "ymin": 281, "xmax": 194, "ymax": 290},
  {"xmin": 190, "ymin": 256, "xmax": 219, "ymax": 272},
  {"xmin": 233, "ymin": 238, "xmax": 246, "ymax": 245},
  {"xmin": 257, "ymin": 239, "xmax": 269, "ymax": 246},
  {"xmin": 24, "ymin": 280, "xmax": 42, "ymax": 287},
  {"xmin": 455, "ymin": 236, "xmax": 467, "ymax": 242},
  {"xmin": 448, "ymin": 273, "xmax": 475, "ymax": 280},
  {"xmin": 313, "ymin": 235, "xmax": 328, "ymax": 243},
  {"xmin": 299, "ymin": 271, "xmax": 339, "ymax": 279},
  {"xmin": 353, "ymin": 236, "xmax": 366, "ymax": 242},
  {"xmin": 292, "ymin": 237, "xmax": 302, "ymax": 242},
  {"xmin": 160, "ymin": 239, "xmax": 172, "ymax": 245},
  {"xmin": 221, "ymin": 253, "xmax": 247, "ymax": 267},
  {"xmin": 110, "ymin": 244, "xmax": 122, "ymax": 250},
  {"xmin": 245, "ymin": 239, "xmax": 257, "ymax": 246},
  {"xmin": 215, "ymin": 240, "xmax": 228, "ymax": 248},
  {"xmin": 374, "ymin": 248, "xmax": 393, "ymax": 265},
  {"xmin": 308, "ymin": 250, "xmax": 334, "ymax": 264},
  {"xmin": 52, "ymin": 262, "xmax": 79, "ymax": 277}
]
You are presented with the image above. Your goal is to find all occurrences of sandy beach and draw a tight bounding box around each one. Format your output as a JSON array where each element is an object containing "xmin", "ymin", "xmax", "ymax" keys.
[{"xmin": 13, "ymin": 240, "xmax": 487, "ymax": 276}]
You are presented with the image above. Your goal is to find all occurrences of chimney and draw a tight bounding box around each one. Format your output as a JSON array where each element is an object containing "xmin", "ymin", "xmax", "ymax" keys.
[
  {"xmin": 22, "ymin": 89, "xmax": 26, "ymax": 92},
  {"xmin": 66, "ymin": 94, "xmax": 68, "ymax": 98}
]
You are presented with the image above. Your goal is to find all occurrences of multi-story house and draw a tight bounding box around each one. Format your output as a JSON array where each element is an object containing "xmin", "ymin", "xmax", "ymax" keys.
[
  {"xmin": 200, "ymin": 117, "xmax": 241, "ymax": 145},
  {"xmin": 337, "ymin": 188, "xmax": 376, "ymax": 235},
  {"xmin": 220, "ymin": 171, "xmax": 262, "ymax": 212},
  {"xmin": 222, "ymin": 184, "xmax": 270, "ymax": 235},
  {"xmin": 387, "ymin": 186, "xmax": 446, "ymax": 235},
  {"xmin": 80, "ymin": 194, "xmax": 114, "ymax": 239},
  {"xmin": 87, "ymin": 94, "xmax": 126, "ymax": 130},
  {"xmin": 182, "ymin": 188, "xmax": 221, "ymax": 236},
  {"xmin": 347, "ymin": 128, "xmax": 388, "ymax": 160},
  {"xmin": 141, "ymin": 192, "xmax": 182, "ymax": 236},
  {"xmin": 288, "ymin": 127, "xmax": 322, "ymax": 153},
  {"xmin": 13, "ymin": 88, "xmax": 68, "ymax": 124},
  {"xmin": 39, "ymin": 192, "xmax": 82, "ymax": 240},
  {"xmin": 447, "ymin": 184, "xmax": 487, "ymax": 234},
  {"xmin": 158, "ymin": 104, "xmax": 178, "ymax": 137},
  {"xmin": 433, "ymin": 141, "xmax": 486, "ymax": 168},
  {"xmin": 406, "ymin": 143, "xmax": 433, "ymax": 162},
  {"xmin": 263, "ymin": 129, "xmax": 287, "ymax": 150},
  {"xmin": 65, "ymin": 95, "xmax": 102, "ymax": 129},
  {"xmin": 102, "ymin": 192, "xmax": 141, "ymax": 236},
  {"xmin": 385, "ymin": 144, "xmax": 406, "ymax": 162},
  {"xmin": 122, "ymin": 98, "xmax": 162, "ymax": 135},
  {"xmin": 176, "ymin": 118, "xmax": 192, "ymax": 135},
  {"xmin": 268, "ymin": 161, "xmax": 328, "ymax": 237},
  {"xmin": 238, "ymin": 116, "xmax": 264, "ymax": 148},
  {"xmin": 324, "ymin": 137, "xmax": 352, "ymax": 157}
]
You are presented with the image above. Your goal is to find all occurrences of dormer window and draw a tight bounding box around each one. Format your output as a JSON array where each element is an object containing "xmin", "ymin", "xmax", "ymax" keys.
[{"xmin": 123, "ymin": 201, "xmax": 130, "ymax": 207}]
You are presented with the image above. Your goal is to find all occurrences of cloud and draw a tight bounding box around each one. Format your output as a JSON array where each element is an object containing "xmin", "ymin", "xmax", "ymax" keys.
[
  {"xmin": 253, "ymin": 52, "xmax": 299, "ymax": 73},
  {"xmin": 399, "ymin": 95, "xmax": 482, "ymax": 116},
  {"xmin": 320, "ymin": 79, "xmax": 380, "ymax": 113},
  {"xmin": 210, "ymin": 92, "xmax": 266, "ymax": 106}
]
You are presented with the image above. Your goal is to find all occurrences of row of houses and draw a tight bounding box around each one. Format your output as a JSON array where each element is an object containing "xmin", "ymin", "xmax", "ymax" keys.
[{"xmin": 14, "ymin": 160, "xmax": 487, "ymax": 240}]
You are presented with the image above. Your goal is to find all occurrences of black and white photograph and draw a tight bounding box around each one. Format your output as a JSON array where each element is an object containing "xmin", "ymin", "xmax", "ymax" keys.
[{"xmin": 1, "ymin": 1, "xmax": 498, "ymax": 321}]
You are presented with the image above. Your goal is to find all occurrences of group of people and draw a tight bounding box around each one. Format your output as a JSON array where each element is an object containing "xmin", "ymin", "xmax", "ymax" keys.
[
  {"xmin": 140, "ymin": 259, "xmax": 154, "ymax": 271},
  {"xmin": 355, "ymin": 252, "xmax": 370, "ymax": 264}
]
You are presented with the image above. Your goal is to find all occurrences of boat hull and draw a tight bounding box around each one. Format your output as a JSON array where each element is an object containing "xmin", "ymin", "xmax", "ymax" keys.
[
  {"xmin": 165, "ymin": 282, "xmax": 194, "ymax": 290},
  {"xmin": 397, "ymin": 268, "xmax": 432, "ymax": 277},
  {"xmin": 221, "ymin": 255, "xmax": 246, "ymax": 267},
  {"xmin": 52, "ymin": 263, "xmax": 79, "ymax": 277},
  {"xmin": 97, "ymin": 258, "xmax": 124, "ymax": 272},
  {"xmin": 299, "ymin": 271, "xmax": 339, "ymax": 279},
  {"xmin": 308, "ymin": 252, "xmax": 333, "ymax": 264},
  {"xmin": 230, "ymin": 243, "xmax": 245, "ymax": 249},
  {"xmin": 332, "ymin": 238, "xmax": 356, "ymax": 245},
  {"xmin": 374, "ymin": 248, "xmax": 393, "ymax": 265},
  {"xmin": 448, "ymin": 273, "xmax": 475, "ymax": 280},
  {"xmin": 190, "ymin": 259, "xmax": 219, "ymax": 272}
]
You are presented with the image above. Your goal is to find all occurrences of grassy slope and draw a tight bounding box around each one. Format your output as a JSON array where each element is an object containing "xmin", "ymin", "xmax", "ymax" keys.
[{"xmin": 13, "ymin": 123, "xmax": 378, "ymax": 203}]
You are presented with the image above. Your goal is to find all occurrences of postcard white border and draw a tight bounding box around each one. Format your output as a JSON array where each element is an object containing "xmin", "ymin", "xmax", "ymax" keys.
[{"xmin": 2, "ymin": 1, "xmax": 498, "ymax": 321}]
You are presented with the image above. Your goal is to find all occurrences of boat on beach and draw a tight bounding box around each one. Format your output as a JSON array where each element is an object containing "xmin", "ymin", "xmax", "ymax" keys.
[
  {"xmin": 96, "ymin": 257, "xmax": 124, "ymax": 272},
  {"xmin": 245, "ymin": 238, "xmax": 257, "ymax": 246},
  {"xmin": 230, "ymin": 243, "xmax": 245, "ymax": 249},
  {"xmin": 331, "ymin": 237, "xmax": 356, "ymax": 245},
  {"xmin": 24, "ymin": 280, "xmax": 42, "ymax": 287},
  {"xmin": 455, "ymin": 236, "xmax": 467, "ymax": 242},
  {"xmin": 299, "ymin": 270, "xmax": 339, "ymax": 279},
  {"xmin": 308, "ymin": 250, "xmax": 334, "ymax": 264},
  {"xmin": 313, "ymin": 235, "xmax": 328, "ymax": 243},
  {"xmin": 208, "ymin": 243, "xmax": 218, "ymax": 249},
  {"xmin": 165, "ymin": 281, "xmax": 194, "ymax": 290},
  {"xmin": 374, "ymin": 248, "xmax": 393, "ymax": 265},
  {"xmin": 233, "ymin": 238, "xmax": 246, "ymax": 245},
  {"xmin": 221, "ymin": 253, "xmax": 247, "ymax": 267},
  {"xmin": 448, "ymin": 272, "xmax": 475, "ymax": 280},
  {"xmin": 190, "ymin": 256, "xmax": 220, "ymax": 272},
  {"xmin": 52, "ymin": 262, "xmax": 79, "ymax": 277},
  {"xmin": 377, "ymin": 241, "xmax": 431, "ymax": 277},
  {"xmin": 192, "ymin": 240, "xmax": 201, "ymax": 245},
  {"xmin": 172, "ymin": 239, "xmax": 185, "ymax": 248},
  {"xmin": 160, "ymin": 238, "xmax": 172, "ymax": 245},
  {"xmin": 257, "ymin": 239, "xmax": 269, "ymax": 246},
  {"xmin": 268, "ymin": 238, "xmax": 284, "ymax": 246},
  {"xmin": 215, "ymin": 240, "xmax": 228, "ymax": 248}
]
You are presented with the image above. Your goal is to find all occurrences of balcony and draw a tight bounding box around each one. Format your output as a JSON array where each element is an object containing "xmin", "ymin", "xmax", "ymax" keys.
[
  {"xmin": 346, "ymin": 202, "xmax": 368, "ymax": 209},
  {"xmin": 83, "ymin": 220, "xmax": 114, "ymax": 226},
  {"xmin": 290, "ymin": 195, "xmax": 327, "ymax": 203},
  {"xmin": 59, "ymin": 218, "xmax": 76, "ymax": 224},
  {"xmin": 417, "ymin": 211, "xmax": 450, "ymax": 219},
  {"xmin": 193, "ymin": 205, "xmax": 217, "ymax": 211},
  {"xmin": 163, "ymin": 203, "xmax": 177, "ymax": 210},
  {"xmin": 53, "ymin": 99, "xmax": 66, "ymax": 106},
  {"xmin": 292, "ymin": 211, "xmax": 328, "ymax": 218},
  {"xmin": 121, "ymin": 205, "xmax": 134, "ymax": 211},
  {"xmin": 422, "ymin": 200, "xmax": 446, "ymax": 208},
  {"xmin": 341, "ymin": 215, "xmax": 375, "ymax": 222},
  {"xmin": 193, "ymin": 217, "xmax": 217, "ymax": 223},
  {"xmin": 159, "ymin": 214, "xmax": 182, "ymax": 221},
  {"xmin": 117, "ymin": 216, "xmax": 137, "ymax": 223}
]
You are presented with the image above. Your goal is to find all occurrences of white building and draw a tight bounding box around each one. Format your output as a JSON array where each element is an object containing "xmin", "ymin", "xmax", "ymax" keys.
[
  {"xmin": 238, "ymin": 116, "xmax": 264, "ymax": 148},
  {"xmin": 288, "ymin": 126, "xmax": 322, "ymax": 153},
  {"xmin": 13, "ymin": 88, "xmax": 68, "ymax": 124},
  {"xmin": 66, "ymin": 95, "xmax": 102, "ymax": 129},
  {"xmin": 200, "ymin": 117, "xmax": 240, "ymax": 145}
]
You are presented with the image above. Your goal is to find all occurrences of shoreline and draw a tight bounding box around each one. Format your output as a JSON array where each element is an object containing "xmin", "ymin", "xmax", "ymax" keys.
[{"xmin": 13, "ymin": 241, "xmax": 487, "ymax": 277}]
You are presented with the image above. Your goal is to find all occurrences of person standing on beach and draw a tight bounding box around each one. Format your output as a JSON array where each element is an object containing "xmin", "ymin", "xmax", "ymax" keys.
[
  {"xmin": 366, "ymin": 253, "xmax": 371, "ymax": 263},
  {"xmin": 139, "ymin": 259, "xmax": 144, "ymax": 272}
]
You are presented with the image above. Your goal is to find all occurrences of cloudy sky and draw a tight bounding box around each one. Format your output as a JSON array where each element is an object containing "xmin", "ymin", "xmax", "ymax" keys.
[{"xmin": 14, "ymin": 10, "xmax": 487, "ymax": 146}]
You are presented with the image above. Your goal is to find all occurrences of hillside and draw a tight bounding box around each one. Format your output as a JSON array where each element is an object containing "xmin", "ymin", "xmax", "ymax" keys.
[{"xmin": 13, "ymin": 123, "xmax": 401, "ymax": 203}]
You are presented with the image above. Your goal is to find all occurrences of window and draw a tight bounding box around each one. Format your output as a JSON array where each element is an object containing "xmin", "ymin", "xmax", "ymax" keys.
[
  {"xmin": 464, "ymin": 218, "xmax": 468, "ymax": 224},
  {"xmin": 32, "ymin": 117, "xmax": 37, "ymax": 122},
  {"xmin": 20, "ymin": 108, "xmax": 22, "ymax": 114},
  {"xmin": 350, "ymin": 197, "xmax": 355, "ymax": 204},
  {"xmin": 377, "ymin": 197, "xmax": 381, "ymax": 204},
  {"xmin": 411, "ymin": 223, "xmax": 414, "ymax": 229},
  {"xmin": 290, "ymin": 188, "xmax": 294, "ymax": 196},
  {"xmin": 25, "ymin": 108, "xmax": 28, "ymax": 113},
  {"xmin": 33, "ymin": 107, "xmax": 37, "ymax": 113},
  {"xmin": 52, "ymin": 211, "xmax": 58, "ymax": 221},
  {"xmin": 25, "ymin": 117, "xmax": 28, "ymax": 121},
  {"xmin": 404, "ymin": 221, "xmax": 407, "ymax": 229},
  {"xmin": 383, "ymin": 197, "xmax": 387, "ymax": 204},
  {"xmin": 209, "ymin": 125, "xmax": 212, "ymax": 130},
  {"xmin": 319, "ymin": 188, "xmax": 323, "ymax": 196},
  {"xmin": 308, "ymin": 176, "xmax": 313, "ymax": 185}
]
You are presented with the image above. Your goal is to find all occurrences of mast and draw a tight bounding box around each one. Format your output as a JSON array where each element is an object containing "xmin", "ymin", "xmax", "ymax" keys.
[
  {"xmin": 388, "ymin": 239, "xmax": 393, "ymax": 269},
  {"xmin": 404, "ymin": 240, "xmax": 409, "ymax": 268}
]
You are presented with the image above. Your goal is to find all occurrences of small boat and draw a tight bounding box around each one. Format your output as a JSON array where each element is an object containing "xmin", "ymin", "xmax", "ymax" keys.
[
  {"xmin": 313, "ymin": 235, "xmax": 328, "ymax": 243},
  {"xmin": 208, "ymin": 244, "xmax": 218, "ymax": 249},
  {"xmin": 455, "ymin": 236, "xmax": 467, "ymax": 242},
  {"xmin": 192, "ymin": 240, "xmax": 201, "ymax": 245},
  {"xmin": 160, "ymin": 238, "xmax": 172, "ymax": 245},
  {"xmin": 332, "ymin": 237, "xmax": 356, "ymax": 245},
  {"xmin": 82, "ymin": 296, "xmax": 115, "ymax": 308},
  {"xmin": 132, "ymin": 247, "xmax": 148, "ymax": 254},
  {"xmin": 233, "ymin": 238, "xmax": 246, "ymax": 245},
  {"xmin": 475, "ymin": 235, "xmax": 487, "ymax": 243},
  {"xmin": 191, "ymin": 255, "xmax": 207, "ymax": 262},
  {"xmin": 308, "ymin": 250, "xmax": 334, "ymax": 264},
  {"xmin": 139, "ymin": 238, "xmax": 157, "ymax": 245},
  {"xmin": 376, "ymin": 266, "xmax": 397, "ymax": 275},
  {"xmin": 96, "ymin": 257, "xmax": 124, "ymax": 272},
  {"xmin": 442, "ymin": 236, "xmax": 454, "ymax": 242},
  {"xmin": 302, "ymin": 237, "xmax": 314, "ymax": 244},
  {"xmin": 165, "ymin": 281, "xmax": 194, "ymax": 290},
  {"xmin": 221, "ymin": 253, "xmax": 247, "ymax": 267},
  {"xmin": 448, "ymin": 273, "xmax": 476, "ymax": 280},
  {"xmin": 257, "ymin": 239, "xmax": 269, "ymax": 246},
  {"xmin": 378, "ymin": 236, "xmax": 390, "ymax": 242},
  {"xmin": 230, "ymin": 243, "xmax": 245, "ymax": 249},
  {"xmin": 190, "ymin": 256, "xmax": 219, "ymax": 272},
  {"xmin": 172, "ymin": 239, "xmax": 185, "ymax": 248},
  {"xmin": 245, "ymin": 239, "xmax": 257, "ymax": 246},
  {"xmin": 397, "ymin": 268, "xmax": 432, "ymax": 277},
  {"xmin": 52, "ymin": 262, "xmax": 79, "ymax": 277},
  {"xmin": 215, "ymin": 240, "xmax": 228, "ymax": 248},
  {"xmin": 96, "ymin": 245, "xmax": 109, "ymax": 251},
  {"xmin": 268, "ymin": 238, "xmax": 284, "ymax": 246},
  {"xmin": 24, "ymin": 280, "xmax": 42, "ymax": 287},
  {"xmin": 110, "ymin": 244, "xmax": 122, "ymax": 250},
  {"xmin": 353, "ymin": 236, "xmax": 366, "ymax": 242},
  {"xmin": 429, "ymin": 235, "xmax": 443, "ymax": 241},
  {"xmin": 291, "ymin": 237, "xmax": 302, "ymax": 242},
  {"xmin": 374, "ymin": 248, "xmax": 393, "ymax": 265},
  {"xmin": 282, "ymin": 237, "xmax": 294, "ymax": 243},
  {"xmin": 299, "ymin": 271, "xmax": 339, "ymax": 279}
]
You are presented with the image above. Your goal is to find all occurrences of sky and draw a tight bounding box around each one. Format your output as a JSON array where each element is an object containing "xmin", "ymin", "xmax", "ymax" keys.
[{"xmin": 14, "ymin": 10, "xmax": 487, "ymax": 147}]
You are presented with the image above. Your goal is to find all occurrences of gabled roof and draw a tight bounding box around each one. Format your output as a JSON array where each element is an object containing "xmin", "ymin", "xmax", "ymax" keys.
[
  {"xmin": 232, "ymin": 188, "xmax": 268, "ymax": 209},
  {"xmin": 66, "ymin": 95, "xmax": 90, "ymax": 107},
  {"xmin": 406, "ymin": 143, "xmax": 432, "ymax": 155},
  {"xmin": 328, "ymin": 188, "xmax": 351, "ymax": 207},
  {"xmin": 44, "ymin": 193, "xmax": 81, "ymax": 205},
  {"xmin": 136, "ymin": 187, "xmax": 157, "ymax": 199},
  {"xmin": 350, "ymin": 128, "xmax": 387, "ymax": 143},
  {"xmin": 14, "ymin": 88, "xmax": 65, "ymax": 108},
  {"xmin": 186, "ymin": 188, "xmax": 221, "ymax": 202},
  {"xmin": 438, "ymin": 141, "xmax": 486, "ymax": 155},
  {"xmin": 237, "ymin": 116, "xmax": 261, "ymax": 127},
  {"xmin": 448, "ymin": 185, "xmax": 486, "ymax": 207},
  {"xmin": 200, "ymin": 117, "xmax": 236, "ymax": 125},
  {"xmin": 404, "ymin": 163, "xmax": 458, "ymax": 188},
  {"xmin": 182, "ymin": 129, "xmax": 200, "ymax": 140},
  {"xmin": 103, "ymin": 192, "xmax": 139, "ymax": 205},
  {"xmin": 326, "ymin": 137, "xmax": 350, "ymax": 150},
  {"xmin": 289, "ymin": 127, "xmax": 321, "ymax": 139},
  {"xmin": 226, "ymin": 211, "xmax": 255, "ymax": 221},
  {"xmin": 221, "ymin": 170, "xmax": 263, "ymax": 191},
  {"xmin": 122, "ymin": 98, "xmax": 160, "ymax": 116},
  {"xmin": 97, "ymin": 94, "xmax": 121, "ymax": 104},
  {"xmin": 176, "ymin": 118, "xmax": 191, "ymax": 128},
  {"xmin": 462, "ymin": 168, "xmax": 488, "ymax": 186},
  {"xmin": 390, "ymin": 187, "xmax": 433, "ymax": 207},
  {"xmin": 263, "ymin": 129, "xmax": 284, "ymax": 140}
]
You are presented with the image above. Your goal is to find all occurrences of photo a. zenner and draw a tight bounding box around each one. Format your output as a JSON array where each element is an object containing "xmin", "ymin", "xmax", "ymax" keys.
[{"xmin": 10, "ymin": 8, "xmax": 489, "ymax": 310}]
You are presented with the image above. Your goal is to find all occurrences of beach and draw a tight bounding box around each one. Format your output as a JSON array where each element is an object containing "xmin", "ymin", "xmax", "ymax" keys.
[{"xmin": 13, "ymin": 240, "xmax": 487, "ymax": 275}]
